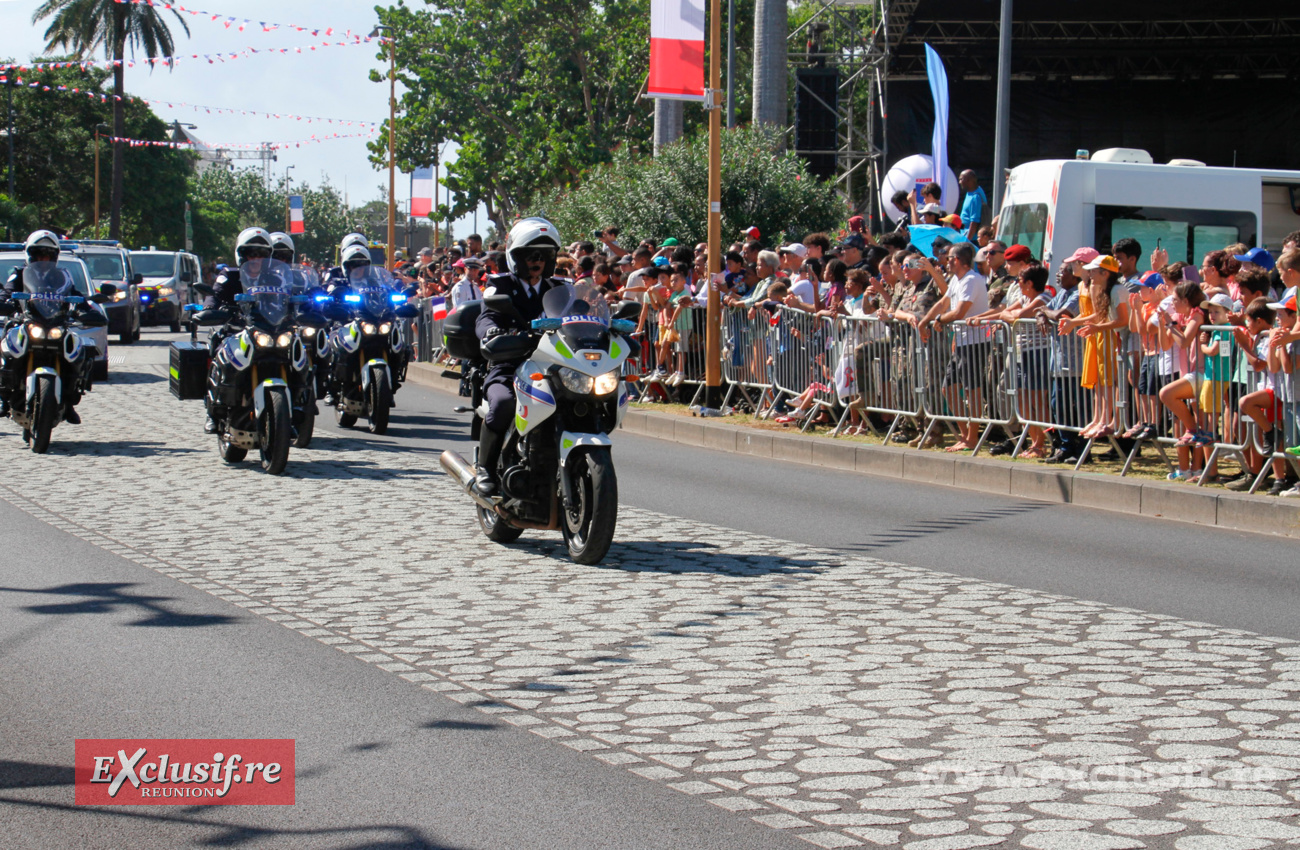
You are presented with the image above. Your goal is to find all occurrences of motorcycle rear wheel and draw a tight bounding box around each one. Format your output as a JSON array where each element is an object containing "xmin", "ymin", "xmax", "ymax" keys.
[
  {"xmin": 368, "ymin": 369, "xmax": 391, "ymax": 435},
  {"xmin": 294, "ymin": 388, "xmax": 316, "ymax": 449},
  {"xmin": 30, "ymin": 374, "xmax": 57, "ymax": 454},
  {"xmin": 477, "ymin": 503, "xmax": 523, "ymax": 542},
  {"xmin": 260, "ymin": 390, "xmax": 291, "ymax": 475},
  {"xmin": 561, "ymin": 447, "xmax": 617, "ymax": 565},
  {"xmin": 335, "ymin": 402, "xmax": 357, "ymax": 429},
  {"xmin": 218, "ymin": 426, "xmax": 247, "ymax": 463}
]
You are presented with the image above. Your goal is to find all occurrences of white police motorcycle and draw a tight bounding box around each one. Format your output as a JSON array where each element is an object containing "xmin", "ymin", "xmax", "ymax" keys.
[{"xmin": 440, "ymin": 282, "xmax": 638, "ymax": 565}]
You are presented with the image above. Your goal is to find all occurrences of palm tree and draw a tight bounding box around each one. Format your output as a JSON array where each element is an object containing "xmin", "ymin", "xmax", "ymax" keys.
[{"xmin": 33, "ymin": 0, "xmax": 188, "ymax": 240}]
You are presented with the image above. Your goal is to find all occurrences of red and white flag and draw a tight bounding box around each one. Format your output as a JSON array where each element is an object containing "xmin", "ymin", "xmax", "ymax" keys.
[
  {"xmin": 648, "ymin": 0, "xmax": 705, "ymax": 101},
  {"xmin": 288, "ymin": 195, "xmax": 304, "ymax": 235},
  {"xmin": 411, "ymin": 166, "xmax": 434, "ymax": 217}
]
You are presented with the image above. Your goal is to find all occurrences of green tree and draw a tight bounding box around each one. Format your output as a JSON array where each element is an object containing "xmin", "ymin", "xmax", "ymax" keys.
[
  {"xmin": 372, "ymin": 0, "xmax": 661, "ymax": 233},
  {"xmin": 0, "ymin": 193, "xmax": 40, "ymax": 241},
  {"xmin": 33, "ymin": 0, "xmax": 189, "ymax": 240},
  {"xmin": 3, "ymin": 62, "xmax": 191, "ymax": 245},
  {"xmin": 531, "ymin": 125, "xmax": 846, "ymax": 247}
]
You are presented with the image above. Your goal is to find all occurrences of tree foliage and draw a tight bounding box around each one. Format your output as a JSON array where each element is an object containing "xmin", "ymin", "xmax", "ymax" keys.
[
  {"xmin": 530, "ymin": 125, "xmax": 846, "ymax": 247},
  {"xmin": 372, "ymin": 0, "xmax": 664, "ymax": 232},
  {"xmin": 2, "ymin": 63, "xmax": 191, "ymax": 247}
]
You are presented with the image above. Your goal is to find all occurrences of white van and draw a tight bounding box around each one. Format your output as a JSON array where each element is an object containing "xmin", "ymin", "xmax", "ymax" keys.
[{"xmin": 996, "ymin": 150, "xmax": 1300, "ymax": 275}]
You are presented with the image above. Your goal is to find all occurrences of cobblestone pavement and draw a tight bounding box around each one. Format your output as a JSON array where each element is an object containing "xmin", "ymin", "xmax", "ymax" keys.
[{"xmin": 4, "ymin": 351, "xmax": 1300, "ymax": 850}]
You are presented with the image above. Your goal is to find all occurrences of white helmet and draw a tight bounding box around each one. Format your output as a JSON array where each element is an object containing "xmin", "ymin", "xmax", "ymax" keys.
[
  {"xmin": 340, "ymin": 233, "xmax": 368, "ymax": 251},
  {"xmin": 341, "ymin": 243, "xmax": 371, "ymax": 270},
  {"xmin": 234, "ymin": 227, "xmax": 273, "ymax": 263},
  {"xmin": 505, "ymin": 216, "xmax": 562, "ymax": 278},
  {"xmin": 269, "ymin": 231, "xmax": 295, "ymax": 263},
  {"xmin": 24, "ymin": 229, "xmax": 61, "ymax": 261}
]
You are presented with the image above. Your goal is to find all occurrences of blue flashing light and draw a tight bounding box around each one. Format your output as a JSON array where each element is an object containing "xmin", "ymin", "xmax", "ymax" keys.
[
  {"xmin": 390, "ymin": 293, "xmax": 406, "ymax": 303},
  {"xmin": 344, "ymin": 294, "xmax": 361, "ymax": 303},
  {"xmin": 314, "ymin": 295, "xmax": 329, "ymax": 302},
  {"xmin": 140, "ymin": 295, "xmax": 150, "ymax": 302}
]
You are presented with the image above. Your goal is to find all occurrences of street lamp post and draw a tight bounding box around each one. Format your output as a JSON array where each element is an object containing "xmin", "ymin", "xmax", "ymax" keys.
[
  {"xmin": 371, "ymin": 24, "xmax": 396, "ymax": 269},
  {"xmin": 94, "ymin": 123, "xmax": 110, "ymax": 240}
]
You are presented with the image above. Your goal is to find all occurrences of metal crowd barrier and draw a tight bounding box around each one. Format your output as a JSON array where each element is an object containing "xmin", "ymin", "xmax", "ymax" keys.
[
  {"xmin": 912, "ymin": 318, "xmax": 1018, "ymax": 453},
  {"xmin": 833, "ymin": 314, "xmax": 925, "ymax": 439},
  {"xmin": 413, "ymin": 297, "xmax": 449, "ymax": 364}
]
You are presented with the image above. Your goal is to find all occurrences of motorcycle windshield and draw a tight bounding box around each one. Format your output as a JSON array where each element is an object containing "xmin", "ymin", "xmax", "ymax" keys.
[
  {"xmin": 358, "ymin": 268, "xmax": 398, "ymax": 317},
  {"xmin": 290, "ymin": 264, "xmax": 321, "ymax": 294},
  {"xmin": 241, "ymin": 258, "xmax": 294, "ymax": 326},
  {"xmin": 22, "ymin": 261, "xmax": 77, "ymax": 320},
  {"xmin": 542, "ymin": 281, "xmax": 611, "ymax": 324}
]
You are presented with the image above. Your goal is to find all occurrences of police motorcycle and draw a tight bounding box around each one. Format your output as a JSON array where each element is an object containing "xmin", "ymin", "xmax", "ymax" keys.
[
  {"xmin": 193, "ymin": 258, "xmax": 310, "ymax": 475},
  {"xmin": 287, "ymin": 264, "xmax": 331, "ymax": 448},
  {"xmin": 0, "ymin": 263, "xmax": 110, "ymax": 453},
  {"xmin": 326, "ymin": 265, "xmax": 417, "ymax": 435},
  {"xmin": 439, "ymin": 281, "xmax": 639, "ymax": 565}
]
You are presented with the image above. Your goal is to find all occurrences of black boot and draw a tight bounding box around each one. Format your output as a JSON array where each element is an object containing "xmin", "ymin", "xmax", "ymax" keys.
[
  {"xmin": 64, "ymin": 406, "xmax": 81, "ymax": 425},
  {"xmin": 474, "ymin": 427, "xmax": 505, "ymax": 498}
]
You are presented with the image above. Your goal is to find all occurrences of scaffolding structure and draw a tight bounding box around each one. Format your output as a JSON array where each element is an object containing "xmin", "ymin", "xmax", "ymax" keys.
[{"xmin": 788, "ymin": 0, "xmax": 918, "ymax": 225}]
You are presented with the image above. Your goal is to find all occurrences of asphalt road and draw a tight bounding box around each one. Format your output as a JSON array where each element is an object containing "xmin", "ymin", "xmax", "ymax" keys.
[{"xmin": 3, "ymin": 329, "xmax": 1299, "ymax": 850}]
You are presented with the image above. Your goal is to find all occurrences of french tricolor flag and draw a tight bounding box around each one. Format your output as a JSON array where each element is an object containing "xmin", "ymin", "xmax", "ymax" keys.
[
  {"xmin": 429, "ymin": 296, "xmax": 448, "ymax": 321},
  {"xmin": 648, "ymin": 0, "xmax": 706, "ymax": 101},
  {"xmin": 411, "ymin": 165, "xmax": 434, "ymax": 217},
  {"xmin": 288, "ymin": 195, "xmax": 304, "ymax": 234}
]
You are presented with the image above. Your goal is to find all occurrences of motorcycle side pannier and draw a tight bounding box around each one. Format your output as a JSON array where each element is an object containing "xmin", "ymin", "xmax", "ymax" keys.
[
  {"xmin": 169, "ymin": 340, "xmax": 209, "ymax": 400},
  {"xmin": 442, "ymin": 301, "xmax": 482, "ymax": 362}
]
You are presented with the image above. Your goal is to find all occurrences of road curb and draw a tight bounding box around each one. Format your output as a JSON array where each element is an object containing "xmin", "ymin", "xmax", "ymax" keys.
[
  {"xmin": 616, "ymin": 406, "xmax": 1300, "ymax": 539},
  {"xmin": 404, "ymin": 365, "xmax": 1300, "ymax": 538}
]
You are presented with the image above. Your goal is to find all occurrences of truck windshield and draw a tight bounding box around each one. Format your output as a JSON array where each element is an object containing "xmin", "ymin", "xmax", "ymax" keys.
[{"xmin": 996, "ymin": 204, "xmax": 1047, "ymax": 260}]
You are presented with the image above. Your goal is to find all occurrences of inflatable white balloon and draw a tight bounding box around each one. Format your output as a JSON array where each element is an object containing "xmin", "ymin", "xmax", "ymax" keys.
[{"xmin": 881, "ymin": 154, "xmax": 959, "ymax": 223}]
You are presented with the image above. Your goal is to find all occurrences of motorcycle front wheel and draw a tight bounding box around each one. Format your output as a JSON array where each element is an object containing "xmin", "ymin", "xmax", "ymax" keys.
[
  {"xmin": 368, "ymin": 369, "xmax": 391, "ymax": 435},
  {"xmin": 260, "ymin": 390, "xmax": 291, "ymax": 475},
  {"xmin": 29, "ymin": 374, "xmax": 57, "ymax": 454},
  {"xmin": 294, "ymin": 387, "xmax": 316, "ymax": 449},
  {"xmin": 561, "ymin": 447, "xmax": 617, "ymax": 565}
]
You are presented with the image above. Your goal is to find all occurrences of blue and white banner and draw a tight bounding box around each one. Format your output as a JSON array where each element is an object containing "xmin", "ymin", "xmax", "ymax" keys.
[{"xmin": 924, "ymin": 44, "xmax": 955, "ymax": 213}]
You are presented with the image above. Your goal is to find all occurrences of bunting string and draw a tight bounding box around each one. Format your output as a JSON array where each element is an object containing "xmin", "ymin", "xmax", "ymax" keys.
[
  {"xmin": 112, "ymin": 0, "xmax": 367, "ymax": 40},
  {"xmin": 109, "ymin": 130, "xmax": 378, "ymax": 150},
  {"xmin": 0, "ymin": 73, "xmax": 379, "ymax": 127},
  {"xmin": 0, "ymin": 35, "xmax": 387, "ymax": 73}
]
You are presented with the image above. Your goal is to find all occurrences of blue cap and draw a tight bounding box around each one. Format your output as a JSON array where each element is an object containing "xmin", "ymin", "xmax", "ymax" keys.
[
  {"xmin": 1234, "ymin": 247, "xmax": 1275, "ymax": 270},
  {"xmin": 1139, "ymin": 271, "xmax": 1163, "ymax": 288},
  {"xmin": 653, "ymin": 256, "xmax": 671, "ymax": 267}
]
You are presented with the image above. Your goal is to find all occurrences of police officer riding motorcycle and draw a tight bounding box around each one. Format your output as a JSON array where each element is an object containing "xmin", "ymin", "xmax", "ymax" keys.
[{"xmin": 199, "ymin": 227, "xmax": 274, "ymax": 433}]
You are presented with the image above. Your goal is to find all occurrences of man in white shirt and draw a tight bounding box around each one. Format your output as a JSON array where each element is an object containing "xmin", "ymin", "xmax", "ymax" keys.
[
  {"xmin": 920, "ymin": 242, "xmax": 990, "ymax": 451},
  {"xmin": 448, "ymin": 258, "xmax": 484, "ymax": 311},
  {"xmin": 780, "ymin": 242, "xmax": 818, "ymax": 308}
]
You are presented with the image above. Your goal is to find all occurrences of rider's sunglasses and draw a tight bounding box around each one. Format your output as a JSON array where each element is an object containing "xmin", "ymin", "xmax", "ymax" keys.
[
  {"xmin": 29, "ymin": 248, "xmax": 58, "ymax": 262},
  {"xmin": 518, "ymin": 249, "xmax": 553, "ymax": 264},
  {"xmin": 242, "ymin": 247, "xmax": 272, "ymax": 260}
]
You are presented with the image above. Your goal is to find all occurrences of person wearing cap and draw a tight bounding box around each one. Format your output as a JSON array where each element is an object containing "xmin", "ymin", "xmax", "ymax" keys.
[
  {"xmin": 448, "ymin": 257, "xmax": 483, "ymax": 311},
  {"xmin": 989, "ymin": 243, "xmax": 1028, "ymax": 308},
  {"xmin": 1060, "ymin": 254, "xmax": 1129, "ymax": 441},
  {"xmin": 1122, "ymin": 270, "xmax": 1171, "ymax": 442},
  {"xmin": 916, "ymin": 203, "xmax": 943, "ymax": 226},
  {"xmin": 1265, "ymin": 255, "xmax": 1300, "ymax": 479},
  {"xmin": 838, "ymin": 234, "xmax": 867, "ymax": 270},
  {"xmin": 941, "ymin": 214, "xmax": 963, "ymax": 231},
  {"xmin": 1039, "ymin": 259, "xmax": 1088, "ymax": 461},
  {"xmin": 1235, "ymin": 246, "xmax": 1275, "ymax": 275},
  {"xmin": 909, "ymin": 182, "xmax": 943, "ymax": 225}
]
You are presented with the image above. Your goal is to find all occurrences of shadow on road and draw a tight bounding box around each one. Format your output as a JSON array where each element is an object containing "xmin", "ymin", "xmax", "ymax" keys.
[
  {"xmin": 0, "ymin": 582, "xmax": 237, "ymax": 628},
  {"xmin": 56, "ymin": 439, "xmax": 202, "ymax": 457},
  {"xmin": 102, "ymin": 370, "xmax": 166, "ymax": 385},
  {"xmin": 0, "ymin": 794, "xmax": 464, "ymax": 849},
  {"xmin": 291, "ymin": 458, "xmax": 440, "ymax": 481},
  {"xmin": 0, "ymin": 759, "xmax": 73, "ymax": 790},
  {"xmin": 835, "ymin": 502, "xmax": 1051, "ymax": 554}
]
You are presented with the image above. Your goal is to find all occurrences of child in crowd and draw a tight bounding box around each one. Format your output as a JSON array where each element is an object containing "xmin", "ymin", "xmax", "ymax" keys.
[
  {"xmin": 1156, "ymin": 283, "xmax": 1213, "ymax": 479},
  {"xmin": 1124, "ymin": 272, "xmax": 1171, "ymax": 440},
  {"xmin": 1231, "ymin": 299, "xmax": 1290, "ymax": 492},
  {"xmin": 1060, "ymin": 254, "xmax": 1128, "ymax": 440}
]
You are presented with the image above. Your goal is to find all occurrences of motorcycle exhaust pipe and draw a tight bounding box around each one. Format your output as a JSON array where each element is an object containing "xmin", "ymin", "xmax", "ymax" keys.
[{"xmin": 439, "ymin": 450, "xmax": 498, "ymax": 512}]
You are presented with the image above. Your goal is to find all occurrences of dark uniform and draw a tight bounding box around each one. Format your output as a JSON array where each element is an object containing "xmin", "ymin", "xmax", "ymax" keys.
[{"xmin": 475, "ymin": 272, "xmax": 564, "ymax": 435}]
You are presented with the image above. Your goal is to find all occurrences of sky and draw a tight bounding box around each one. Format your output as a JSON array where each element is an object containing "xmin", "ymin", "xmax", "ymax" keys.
[{"xmin": 1, "ymin": 0, "xmax": 489, "ymax": 236}]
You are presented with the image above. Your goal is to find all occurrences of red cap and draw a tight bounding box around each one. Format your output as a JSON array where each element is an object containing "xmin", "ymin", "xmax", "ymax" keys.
[
  {"xmin": 742, "ymin": 226, "xmax": 761, "ymax": 240},
  {"xmin": 1004, "ymin": 244, "xmax": 1033, "ymax": 263}
]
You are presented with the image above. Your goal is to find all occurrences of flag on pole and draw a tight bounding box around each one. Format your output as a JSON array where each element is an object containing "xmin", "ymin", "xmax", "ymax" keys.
[
  {"xmin": 411, "ymin": 166, "xmax": 434, "ymax": 217},
  {"xmin": 429, "ymin": 296, "xmax": 448, "ymax": 321},
  {"xmin": 924, "ymin": 44, "xmax": 956, "ymax": 213},
  {"xmin": 288, "ymin": 195, "xmax": 305, "ymax": 234},
  {"xmin": 648, "ymin": 0, "xmax": 706, "ymax": 101}
]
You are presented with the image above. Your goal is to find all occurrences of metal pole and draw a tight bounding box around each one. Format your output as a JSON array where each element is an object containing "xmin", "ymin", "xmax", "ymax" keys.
[
  {"xmin": 6, "ymin": 82, "xmax": 13, "ymax": 201},
  {"xmin": 387, "ymin": 37, "xmax": 397, "ymax": 269},
  {"xmin": 408, "ymin": 170, "xmax": 414, "ymax": 257},
  {"xmin": 284, "ymin": 165, "xmax": 293, "ymax": 232},
  {"xmin": 433, "ymin": 155, "xmax": 439, "ymax": 250},
  {"xmin": 94, "ymin": 129, "xmax": 101, "ymax": 239},
  {"xmin": 726, "ymin": 0, "xmax": 736, "ymax": 129},
  {"xmin": 992, "ymin": 0, "xmax": 1012, "ymax": 211},
  {"xmin": 705, "ymin": 0, "xmax": 722, "ymax": 407}
]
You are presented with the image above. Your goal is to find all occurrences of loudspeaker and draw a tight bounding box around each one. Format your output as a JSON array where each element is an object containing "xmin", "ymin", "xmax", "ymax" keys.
[{"xmin": 795, "ymin": 68, "xmax": 839, "ymax": 180}]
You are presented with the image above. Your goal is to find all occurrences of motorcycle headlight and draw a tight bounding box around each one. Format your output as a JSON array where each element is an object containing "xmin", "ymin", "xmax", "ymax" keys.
[
  {"xmin": 378, "ymin": 322, "xmax": 392, "ymax": 334},
  {"xmin": 593, "ymin": 371, "xmax": 619, "ymax": 396},
  {"xmin": 112, "ymin": 291, "xmax": 128, "ymax": 302},
  {"xmin": 557, "ymin": 367, "xmax": 594, "ymax": 395},
  {"xmin": 361, "ymin": 322, "xmax": 378, "ymax": 335},
  {"xmin": 157, "ymin": 287, "xmax": 174, "ymax": 297},
  {"xmin": 48, "ymin": 326, "xmax": 65, "ymax": 340},
  {"xmin": 276, "ymin": 332, "xmax": 293, "ymax": 348},
  {"xmin": 254, "ymin": 331, "xmax": 275, "ymax": 348},
  {"xmin": 28, "ymin": 324, "xmax": 45, "ymax": 339}
]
